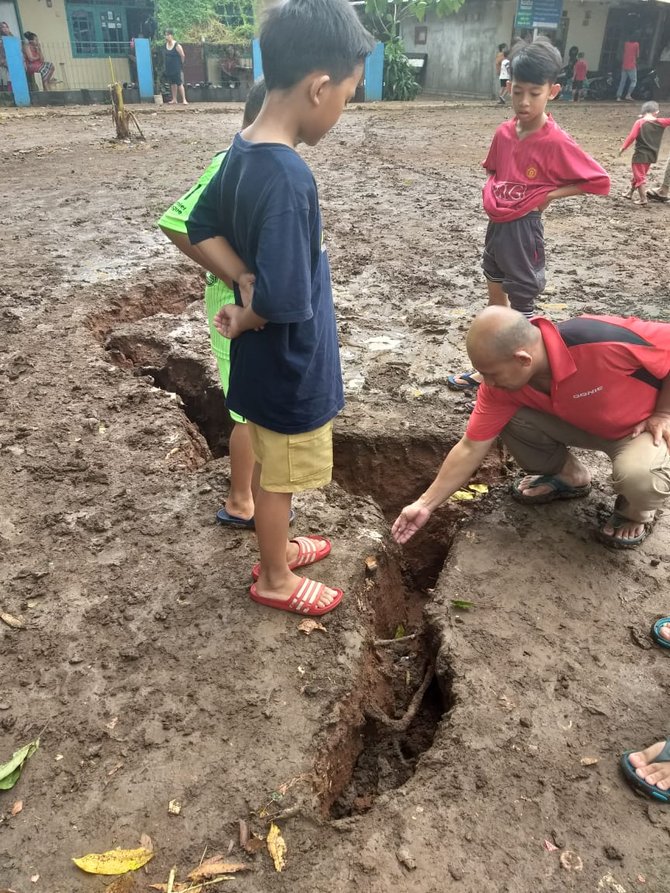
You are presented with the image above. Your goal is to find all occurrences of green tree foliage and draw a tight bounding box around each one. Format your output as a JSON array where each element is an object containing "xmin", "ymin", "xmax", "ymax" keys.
[
  {"xmin": 155, "ymin": 0, "xmax": 217, "ymax": 36},
  {"xmin": 364, "ymin": 0, "xmax": 465, "ymax": 43},
  {"xmin": 383, "ymin": 38, "xmax": 420, "ymax": 100},
  {"xmin": 155, "ymin": 0, "xmax": 256, "ymax": 41}
]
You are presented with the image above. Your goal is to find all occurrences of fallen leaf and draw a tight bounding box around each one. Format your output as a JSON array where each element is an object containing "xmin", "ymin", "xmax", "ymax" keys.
[
  {"xmin": 297, "ymin": 619, "xmax": 327, "ymax": 635},
  {"xmin": 168, "ymin": 799, "xmax": 182, "ymax": 815},
  {"xmin": 0, "ymin": 612, "xmax": 24, "ymax": 629},
  {"xmin": 468, "ymin": 483, "xmax": 489, "ymax": 494},
  {"xmin": 187, "ymin": 856, "xmax": 251, "ymax": 881},
  {"xmin": 364, "ymin": 556, "xmax": 378, "ymax": 576},
  {"xmin": 0, "ymin": 739, "xmax": 40, "ymax": 790},
  {"xmin": 394, "ymin": 624, "xmax": 406, "ymax": 639},
  {"xmin": 543, "ymin": 839, "xmax": 558, "ymax": 852},
  {"xmin": 10, "ymin": 801, "xmax": 23, "ymax": 816},
  {"xmin": 72, "ymin": 846, "xmax": 154, "ymax": 875},
  {"xmin": 139, "ymin": 833, "xmax": 154, "ymax": 853},
  {"xmin": 267, "ymin": 822, "xmax": 286, "ymax": 872},
  {"xmin": 106, "ymin": 875, "xmax": 138, "ymax": 893},
  {"xmin": 451, "ymin": 599, "xmax": 475, "ymax": 611},
  {"xmin": 244, "ymin": 836, "xmax": 265, "ymax": 854},
  {"xmin": 580, "ymin": 756, "xmax": 599, "ymax": 766},
  {"xmin": 450, "ymin": 489, "xmax": 475, "ymax": 501}
]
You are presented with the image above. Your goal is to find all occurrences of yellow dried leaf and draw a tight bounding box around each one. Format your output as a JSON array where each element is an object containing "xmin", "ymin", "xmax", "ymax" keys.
[
  {"xmin": 267, "ymin": 822, "xmax": 286, "ymax": 872},
  {"xmin": 468, "ymin": 483, "xmax": 489, "ymax": 494},
  {"xmin": 187, "ymin": 856, "xmax": 251, "ymax": 881},
  {"xmin": 11, "ymin": 801, "xmax": 22, "ymax": 816},
  {"xmin": 450, "ymin": 489, "xmax": 475, "ymax": 501},
  {"xmin": 72, "ymin": 846, "xmax": 154, "ymax": 875}
]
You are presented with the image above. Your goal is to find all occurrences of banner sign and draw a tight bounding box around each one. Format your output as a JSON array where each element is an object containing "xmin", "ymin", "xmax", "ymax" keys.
[{"xmin": 515, "ymin": 0, "xmax": 563, "ymax": 30}]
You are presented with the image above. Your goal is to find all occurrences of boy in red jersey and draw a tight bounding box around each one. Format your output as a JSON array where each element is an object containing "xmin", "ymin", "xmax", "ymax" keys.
[
  {"xmin": 448, "ymin": 38, "xmax": 610, "ymax": 392},
  {"xmin": 620, "ymin": 101, "xmax": 670, "ymax": 206}
]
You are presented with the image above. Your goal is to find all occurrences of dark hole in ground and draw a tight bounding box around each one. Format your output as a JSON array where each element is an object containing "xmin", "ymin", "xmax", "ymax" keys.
[{"xmin": 329, "ymin": 654, "xmax": 448, "ymax": 819}]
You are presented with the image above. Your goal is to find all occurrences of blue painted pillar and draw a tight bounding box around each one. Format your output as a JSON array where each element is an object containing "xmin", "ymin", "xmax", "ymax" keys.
[
  {"xmin": 134, "ymin": 37, "xmax": 154, "ymax": 101},
  {"xmin": 2, "ymin": 36, "xmax": 30, "ymax": 107},
  {"xmin": 364, "ymin": 41, "xmax": 384, "ymax": 101},
  {"xmin": 252, "ymin": 38, "xmax": 263, "ymax": 82}
]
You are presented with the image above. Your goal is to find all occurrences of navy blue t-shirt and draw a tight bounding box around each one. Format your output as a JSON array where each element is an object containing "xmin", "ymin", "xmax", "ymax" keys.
[{"xmin": 186, "ymin": 133, "xmax": 344, "ymax": 434}]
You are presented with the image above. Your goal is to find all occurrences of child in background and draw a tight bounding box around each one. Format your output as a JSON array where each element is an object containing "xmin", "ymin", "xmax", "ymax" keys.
[
  {"xmin": 620, "ymin": 101, "xmax": 670, "ymax": 206},
  {"xmin": 158, "ymin": 81, "xmax": 267, "ymax": 527},
  {"xmin": 498, "ymin": 50, "xmax": 510, "ymax": 104},
  {"xmin": 448, "ymin": 38, "xmax": 610, "ymax": 392},
  {"xmin": 572, "ymin": 52, "xmax": 588, "ymax": 102},
  {"xmin": 187, "ymin": 0, "xmax": 375, "ymax": 616}
]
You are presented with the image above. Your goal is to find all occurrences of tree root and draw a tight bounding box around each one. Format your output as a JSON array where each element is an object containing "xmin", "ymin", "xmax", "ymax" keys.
[{"xmin": 364, "ymin": 662, "xmax": 434, "ymax": 732}]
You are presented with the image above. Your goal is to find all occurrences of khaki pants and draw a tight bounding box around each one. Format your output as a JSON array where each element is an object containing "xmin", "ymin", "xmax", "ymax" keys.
[{"xmin": 502, "ymin": 408, "xmax": 670, "ymax": 521}]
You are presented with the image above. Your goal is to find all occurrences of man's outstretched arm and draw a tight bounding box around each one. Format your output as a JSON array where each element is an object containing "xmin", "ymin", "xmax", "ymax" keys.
[{"xmin": 392, "ymin": 435, "xmax": 495, "ymax": 544}]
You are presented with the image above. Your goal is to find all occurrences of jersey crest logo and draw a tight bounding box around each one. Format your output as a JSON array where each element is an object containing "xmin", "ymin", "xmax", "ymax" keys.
[{"xmin": 526, "ymin": 166, "xmax": 538, "ymax": 179}]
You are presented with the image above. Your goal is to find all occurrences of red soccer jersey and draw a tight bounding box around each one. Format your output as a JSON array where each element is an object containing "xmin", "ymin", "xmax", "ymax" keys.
[
  {"xmin": 466, "ymin": 316, "xmax": 670, "ymax": 442},
  {"xmin": 482, "ymin": 116, "xmax": 610, "ymax": 223},
  {"xmin": 622, "ymin": 41, "xmax": 639, "ymax": 70},
  {"xmin": 621, "ymin": 117, "xmax": 670, "ymax": 163},
  {"xmin": 573, "ymin": 59, "xmax": 588, "ymax": 81}
]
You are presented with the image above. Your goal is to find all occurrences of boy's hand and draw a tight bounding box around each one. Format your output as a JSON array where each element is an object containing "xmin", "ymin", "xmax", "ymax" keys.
[
  {"xmin": 238, "ymin": 272, "xmax": 255, "ymax": 308},
  {"xmin": 391, "ymin": 501, "xmax": 432, "ymax": 544},
  {"xmin": 535, "ymin": 194, "xmax": 553, "ymax": 212},
  {"xmin": 214, "ymin": 304, "xmax": 266, "ymax": 339},
  {"xmin": 215, "ymin": 305, "xmax": 246, "ymax": 339}
]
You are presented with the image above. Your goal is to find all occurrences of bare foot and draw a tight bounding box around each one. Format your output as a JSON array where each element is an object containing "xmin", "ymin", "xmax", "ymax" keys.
[
  {"xmin": 515, "ymin": 453, "xmax": 590, "ymax": 499},
  {"xmin": 255, "ymin": 569, "xmax": 340, "ymax": 609},
  {"xmin": 224, "ymin": 498, "xmax": 254, "ymax": 521},
  {"xmin": 628, "ymin": 740, "xmax": 670, "ymax": 791},
  {"xmin": 657, "ymin": 621, "xmax": 670, "ymax": 644},
  {"xmin": 167, "ymin": 100, "xmax": 177, "ymax": 105},
  {"xmin": 601, "ymin": 517, "xmax": 647, "ymax": 541},
  {"xmin": 182, "ymin": 100, "xmax": 189, "ymax": 105}
]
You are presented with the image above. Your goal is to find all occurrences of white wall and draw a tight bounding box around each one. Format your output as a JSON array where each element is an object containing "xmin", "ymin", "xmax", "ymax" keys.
[{"xmin": 560, "ymin": 1, "xmax": 610, "ymax": 70}]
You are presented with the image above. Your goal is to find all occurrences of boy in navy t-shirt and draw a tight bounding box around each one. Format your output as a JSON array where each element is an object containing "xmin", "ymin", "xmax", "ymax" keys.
[{"xmin": 187, "ymin": 0, "xmax": 375, "ymax": 616}]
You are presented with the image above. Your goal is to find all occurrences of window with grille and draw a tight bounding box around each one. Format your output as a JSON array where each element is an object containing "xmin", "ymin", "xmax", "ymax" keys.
[{"xmin": 66, "ymin": 3, "xmax": 128, "ymax": 57}]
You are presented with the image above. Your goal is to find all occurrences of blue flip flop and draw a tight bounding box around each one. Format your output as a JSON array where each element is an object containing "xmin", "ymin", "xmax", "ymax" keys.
[
  {"xmin": 215, "ymin": 507, "xmax": 296, "ymax": 529},
  {"xmin": 511, "ymin": 474, "xmax": 591, "ymax": 505},
  {"xmin": 620, "ymin": 739, "xmax": 670, "ymax": 803},
  {"xmin": 447, "ymin": 371, "xmax": 481, "ymax": 391},
  {"xmin": 651, "ymin": 617, "xmax": 670, "ymax": 650}
]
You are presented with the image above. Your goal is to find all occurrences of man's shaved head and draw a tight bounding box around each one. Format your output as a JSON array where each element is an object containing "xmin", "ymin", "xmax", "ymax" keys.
[{"xmin": 466, "ymin": 306, "xmax": 539, "ymax": 368}]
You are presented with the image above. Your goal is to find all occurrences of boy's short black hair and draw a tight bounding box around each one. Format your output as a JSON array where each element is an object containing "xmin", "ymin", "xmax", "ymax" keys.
[
  {"xmin": 260, "ymin": 0, "xmax": 375, "ymax": 91},
  {"xmin": 510, "ymin": 36, "xmax": 562, "ymax": 85},
  {"xmin": 498, "ymin": 43, "xmax": 507, "ymax": 52},
  {"xmin": 243, "ymin": 79, "xmax": 266, "ymax": 126}
]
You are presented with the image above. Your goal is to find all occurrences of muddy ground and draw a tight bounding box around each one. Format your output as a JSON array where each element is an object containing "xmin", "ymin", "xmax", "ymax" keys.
[{"xmin": 1, "ymin": 98, "xmax": 670, "ymax": 893}]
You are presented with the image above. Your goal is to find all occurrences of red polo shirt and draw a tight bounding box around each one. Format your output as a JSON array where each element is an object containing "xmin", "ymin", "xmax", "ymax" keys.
[{"xmin": 466, "ymin": 316, "xmax": 670, "ymax": 442}]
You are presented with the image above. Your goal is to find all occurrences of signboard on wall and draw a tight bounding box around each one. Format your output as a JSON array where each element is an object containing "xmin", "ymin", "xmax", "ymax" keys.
[{"xmin": 515, "ymin": 0, "xmax": 563, "ymax": 30}]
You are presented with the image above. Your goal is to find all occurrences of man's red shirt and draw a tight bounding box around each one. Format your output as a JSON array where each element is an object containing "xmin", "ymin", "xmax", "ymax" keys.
[{"xmin": 466, "ymin": 316, "xmax": 670, "ymax": 442}]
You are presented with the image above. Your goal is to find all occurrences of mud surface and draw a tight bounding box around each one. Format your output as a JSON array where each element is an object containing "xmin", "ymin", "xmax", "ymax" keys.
[{"xmin": 1, "ymin": 100, "xmax": 670, "ymax": 892}]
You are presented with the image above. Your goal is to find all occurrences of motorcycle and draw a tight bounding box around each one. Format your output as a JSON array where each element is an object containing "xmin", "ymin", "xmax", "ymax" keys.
[{"xmin": 584, "ymin": 67, "xmax": 659, "ymax": 101}]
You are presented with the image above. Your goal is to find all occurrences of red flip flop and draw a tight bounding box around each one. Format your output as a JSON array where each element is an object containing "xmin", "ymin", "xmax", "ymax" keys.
[
  {"xmin": 251, "ymin": 535, "xmax": 331, "ymax": 582},
  {"xmin": 249, "ymin": 578, "xmax": 343, "ymax": 615}
]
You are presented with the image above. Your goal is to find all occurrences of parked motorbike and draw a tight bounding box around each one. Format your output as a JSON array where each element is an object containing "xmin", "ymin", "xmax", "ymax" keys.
[{"xmin": 584, "ymin": 67, "xmax": 659, "ymax": 101}]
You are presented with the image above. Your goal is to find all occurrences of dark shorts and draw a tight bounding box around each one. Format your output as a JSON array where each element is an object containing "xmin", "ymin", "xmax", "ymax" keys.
[
  {"xmin": 167, "ymin": 70, "xmax": 183, "ymax": 86},
  {"xmin": 481, "ymin": 212, "xmax": 546, "ymax": 315},
  {"xmin": 572, "ymin": 79, "xmax": 584, "ymax": 90},
  {"xmin": 499, "ymin": 78, "xmax": 509, "ymax": 88}
]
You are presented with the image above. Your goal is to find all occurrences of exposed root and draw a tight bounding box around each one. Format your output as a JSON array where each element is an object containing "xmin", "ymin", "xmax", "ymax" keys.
[{"xmin": 364, "ymin": 662, "xmax": 435, "ymax": 733}]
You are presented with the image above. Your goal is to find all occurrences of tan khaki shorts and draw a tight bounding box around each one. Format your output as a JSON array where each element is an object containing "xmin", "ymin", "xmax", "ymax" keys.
[{"xmin": 247, "ymin": 420, "xmax": 334, "ymax": 493}]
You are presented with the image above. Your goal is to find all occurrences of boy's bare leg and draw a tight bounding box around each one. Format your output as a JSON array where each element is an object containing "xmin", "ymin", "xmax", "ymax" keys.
[
  {"xmin": 225, "ymin": 423, "xmax": 255, "ymax": 520},
  {"xmin": 178, "ymin": 83, "xmax": 188, "ymax": 104},
  {"xmin": 253, "ymin": 483, "xmax": 338, "ymax": 608},
  {"xmin": 168, "ymin": 84, "xmax": 177, "ymax": 104},
  {"xmin": 486, "ymin": 279, "xmax": 510, "ymax": 308}
]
